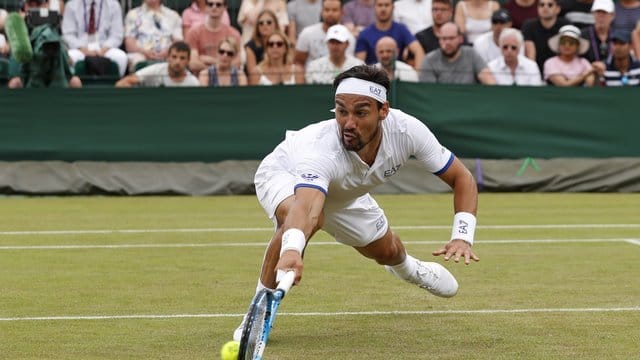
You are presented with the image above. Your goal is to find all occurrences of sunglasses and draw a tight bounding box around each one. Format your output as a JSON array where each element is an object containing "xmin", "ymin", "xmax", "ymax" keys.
[
  {"xmin": 258, "ymin": 19, "xmax": 273, "ymax": 26},
  {"xmin": 267, "ymin": 40, "xmax": 285, "ymax": 48},
  {"xmin": 218, "ymin": 49, "xmax": 235, "ymax": 57},
  {"xmin": 538, "ymin": 2, "xmax": 555, "ymax": 7},
  {"xmin": 501, "ymin": 44, "xmax": 518, "ymax": 51},
  {"xmin": 206, "ymin": 1, "xmax": 224, "ymax": 8},
  {"xmin": 559, "ymin": 38, "xmax": 578, "ymax": 45}
]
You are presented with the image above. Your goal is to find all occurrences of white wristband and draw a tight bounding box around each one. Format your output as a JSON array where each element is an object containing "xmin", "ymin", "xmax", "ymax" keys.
[
  {"xmin": 450, "ymin": 212, "xmax": 476, "ymax": 245},
  {"xmin": 280, "ymin": 228, "xmax": 306, "ymax": 256}
]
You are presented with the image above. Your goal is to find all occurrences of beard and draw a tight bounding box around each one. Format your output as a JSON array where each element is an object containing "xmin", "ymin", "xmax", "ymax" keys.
[
  {"xmin": 340, "ymin": 125, "xmax": 380, "ymax": 152},
  {"xmin": 442, "ymin": 46, "xmax": 459, "ymax": 58}
]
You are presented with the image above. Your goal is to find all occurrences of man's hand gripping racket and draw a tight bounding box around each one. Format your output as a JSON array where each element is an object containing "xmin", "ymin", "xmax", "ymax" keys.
[{"xmin": 238, "ymin": 270, "xmax": 296, "ymax": 360}]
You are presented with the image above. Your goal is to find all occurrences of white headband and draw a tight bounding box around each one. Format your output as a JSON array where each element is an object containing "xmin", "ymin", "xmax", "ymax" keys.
[{"xmin": 335, "ymin": 77, "xmax": 387, "ymax": 103}]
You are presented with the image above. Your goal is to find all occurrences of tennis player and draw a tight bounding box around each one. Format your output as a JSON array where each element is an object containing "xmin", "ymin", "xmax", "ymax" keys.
[{"xmin": 234, "ymin": 64, "xmax": 479, "ymax": 341}]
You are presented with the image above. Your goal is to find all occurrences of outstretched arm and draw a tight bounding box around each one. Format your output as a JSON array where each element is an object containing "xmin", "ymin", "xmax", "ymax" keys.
[
  {"xmin": 275, "ymin": 187, "xmax": 326, "ymax": 284},
  {"xmin": 432, "ymin": 157, "xmax": 480, "ymax": 264}
]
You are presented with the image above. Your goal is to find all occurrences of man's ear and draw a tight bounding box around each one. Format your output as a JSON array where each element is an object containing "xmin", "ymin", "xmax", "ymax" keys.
[{"xmin": 379, "ymin": 101, "xmax": 390, "ymax": 120}]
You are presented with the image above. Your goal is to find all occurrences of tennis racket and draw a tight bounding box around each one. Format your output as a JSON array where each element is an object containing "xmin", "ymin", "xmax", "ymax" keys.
[{"xmin": 238, "ymin": 271, "xmax": 296, "ymax": 360}]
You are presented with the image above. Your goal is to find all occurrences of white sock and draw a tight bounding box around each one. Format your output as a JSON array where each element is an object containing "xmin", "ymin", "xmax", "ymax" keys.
[
  {"xmin": 385, "ymin": 254, "xmax": 419, "ymax": 281},
  {"xmin": 255, "ymin": 280, "xmax": 273, "ymax": 293}
]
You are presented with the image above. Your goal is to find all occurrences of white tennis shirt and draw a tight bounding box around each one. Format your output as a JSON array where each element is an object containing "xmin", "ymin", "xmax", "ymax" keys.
[{"xmin": 264, "ymin": 108, "xmax": 454, "ymax": 204}]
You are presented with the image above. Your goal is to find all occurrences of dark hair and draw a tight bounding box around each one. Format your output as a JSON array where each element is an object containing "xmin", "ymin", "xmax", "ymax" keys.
[
  {"xmin": 169, "ymin": 41, "xmax": 191, "ymax": 57},
  {"xmin": 333, "ymin": 65, "xmax": 390, "ymax": 108},
  {"xmin": 432, "ymin": 0, "xmax": 452, "ymax": 7}
]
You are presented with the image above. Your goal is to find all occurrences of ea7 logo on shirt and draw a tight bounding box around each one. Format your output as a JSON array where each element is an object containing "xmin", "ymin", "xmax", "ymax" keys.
[
  {"xmin": 300, "ymin": 173, "xmax": 319, "ymax": 182},
  {"xmin": 383, "ymin": 164, "xmax": 401, "ymax": 178}
]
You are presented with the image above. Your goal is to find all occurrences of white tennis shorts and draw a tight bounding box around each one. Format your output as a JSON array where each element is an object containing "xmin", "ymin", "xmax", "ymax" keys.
[{"xmin": 254, "ymin": 166, "xmax": 389, "ymax": 247}]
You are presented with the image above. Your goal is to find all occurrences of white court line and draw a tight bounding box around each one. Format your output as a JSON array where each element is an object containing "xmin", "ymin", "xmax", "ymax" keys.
[
  {"xmin": 1, "ymin": 307, "xmax": 639, "ymax": 322},
  {"xmin": 1, "ymin": 223, "xmax": 639, "ymax": 236},
  {"xmin": 1, "ymin": 238, "xmax": 640, "ymax": 250}
]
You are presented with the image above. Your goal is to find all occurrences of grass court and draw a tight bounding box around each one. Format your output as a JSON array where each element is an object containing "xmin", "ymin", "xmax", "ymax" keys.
[{"xmin": 1, "ymin": 193, "xmax": 639, "ymax": 359}]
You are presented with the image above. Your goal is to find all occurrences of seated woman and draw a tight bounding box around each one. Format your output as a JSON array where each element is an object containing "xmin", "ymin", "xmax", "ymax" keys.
[
  {"xmin": 245, "ymin": 9, "xmax": 279, "ymax": 79},
  {"xmin": 199, "ymin": 37, "xmax": 247, "ymax": 86},
  {"xmin": 544, "ymin": 25, "xmax": 595, "ymax": 87},
  {"xmin": 249, "ymin": 30, "xmax": 304, "ymax": 85},
  {"xmin": 454, "ymin": 0, "xmax": 500, "ymax": 44}
]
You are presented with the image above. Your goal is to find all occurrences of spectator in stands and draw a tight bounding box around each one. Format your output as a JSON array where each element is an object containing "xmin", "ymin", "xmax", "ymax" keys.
[
  {"xmin": 295, "ymin": 0, "xmax": 354, "ymax": 68},
  {"xmin": 182, "ymin": 0, "xmax": 231, "ymax": 37},
  {"xmin": 245, "ymin": 9, "xmax": 279, "ymax": 78},
  {"xmin": 522, "ymin": 0, "xmax": 570, "ymax": 72},
  {"xmin": 305, "ymin": 24, "xmax": 363, "ymax": 83},
  {"xmin": 393, "ymin": 0, "xmax": 432, "ymax": 35},
  {"xmin": 419, "ymin": 21, "xmax": 496, "ymax": 84},
  {"xmin": 124, "ymin": 0, "xmax": 183, "ymax": 73},
  {"xmin": 454, "ymin": 0, "xmax": 500, "ymax": 44},
  {"xmin": 355, "ymin": 0, "xmax": 424, "ymax": 68},
  {"xmin": 62, "ymin": 0, "xmax": 127, "ymax": 77},
  {"xmin": 186, "ymin": 0, "xmax": 242, "ymax": 74},
  {"xmin": 199, "ymin": 36, "xmax": 247, "ymax": 86},
  {"xmin": 238, "ymin": 0, "xmax": 291, "ymax": 46},
  {"xmin": 503, "ymin": 0, "xmax": 539, "ymax": 30},
  {"xmin": 287, "ymin": 0, "xmax": 322, "ymax": 39},
  {"xmin": 415, "ymin": 0, "xmax": 453, "ymax": 55},
  {"xmin": 474, "ymin": 9, "xmax": 524, "ymax": 64},
  {"xmin": 559, "ymin": 0, "xmax": 594, "ymax": 29},
  {"xmin": 375, "ymin": 35, "xmax": 418, "ymax": 81},
  {"xmin": 342, "ymin": 0, "xmax": 375, "ymax": 37},
  {"xmin": 580, "ymin": 0, "xmax": 614, "ymax": 63},
  {"xmin": 612, "ymin": 0, "xmax": 640, "ymax": 47},
  {"xmin": 0, "ymin": 9, "xmax": 8, "ymax": 58},
  {"xmin": 488, "ymin": 27, "xmax": 543, "ymax": 85},
  {"xmin": 595, "ymin": 29, "xmax": 640, "ymax": 86},
  {"xmin": 116, "ymin": 40, "xmax": 199, "ymax": 87},
  {"xmin": 544, "ymin": 24, "xmax": 594, "ymax": 85},
  {"xmin": 249, "ymin": 30, "xmax": 304, "ymax": 85}
]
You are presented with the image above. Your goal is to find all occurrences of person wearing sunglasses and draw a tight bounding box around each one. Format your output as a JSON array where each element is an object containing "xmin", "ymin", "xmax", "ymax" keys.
[
  {"xmin": 181, "ymin": 0, "xmax": 231, "ymax": 38},
  {"xmin": 521, "ymin": 0, "xmax": 570, "ymax": 72},
  {"xmin": 543, "ymin": 24, "xmax": 594, "ymax": 86},
  {"xmin": 185, "ymin": 0, "xmax": 241, "ymax": 74},
  {"xmin": 199, "ymin": 36, "xmax": 248, "ymax": 86},
  {"xmin": 473, "ymin": 9, "xmax": 523, "ymax": 64},
  {"xmin": 487, "ymin": 27, "xmax": 543, "ymax": 85},
  {"xmin": 249, "ymin": 30, "xmax": 304, "ymax": 85},
  {"xmin": 245, "ymin": 9, "xmax": 280, "ymax": 79},
  {"xmin": 237, "ymin": 0, "xmax": 292, "ymax": 48},
  {"xmin": 124, "ymin": 0, "xmax": 183, "ymax": 73}
]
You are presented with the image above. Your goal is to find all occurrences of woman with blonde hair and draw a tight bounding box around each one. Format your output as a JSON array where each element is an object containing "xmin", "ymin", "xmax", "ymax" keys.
[
  {"xmin": 249, "ymin": 30, "xmax": 304, "ymax": 85},
  {"xmin": 237, "ymin": 0, "xmax": 292, "ymax": 46},
  {"xmin": 199, "ymin": 37, "xmax": 248, "ymax": 86},
  {"xmin": 245, "ymin": 9, "xmax": 279, "ymax": 78}
]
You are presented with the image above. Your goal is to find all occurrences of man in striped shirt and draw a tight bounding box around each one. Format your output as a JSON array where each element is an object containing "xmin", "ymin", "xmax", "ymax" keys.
[{"xmin": 596, "ymin": 29, "xmax": 640, "ymax": 86}]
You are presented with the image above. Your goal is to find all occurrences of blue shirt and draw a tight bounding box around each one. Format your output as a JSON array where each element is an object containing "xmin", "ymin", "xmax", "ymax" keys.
[{"xmin": 355, "ymin": 22, "xmax": 416, "ymax": 64}]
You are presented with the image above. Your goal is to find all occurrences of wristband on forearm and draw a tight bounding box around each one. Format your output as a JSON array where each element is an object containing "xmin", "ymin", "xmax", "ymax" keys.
[
  {"xmin": 280, "ymin": 228, "xmax": 306, "ymax": 256},
  {"xmin": 450, "ymin": 212, "xmax": 476, "ymax": 245}
]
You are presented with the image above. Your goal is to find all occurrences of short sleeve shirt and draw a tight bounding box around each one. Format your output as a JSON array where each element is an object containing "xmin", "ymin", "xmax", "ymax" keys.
[
  {"xmin": 355, "ymin": 22, "xmax": 417, "ymax": 64},
  {"xmin": 419, "ymin": 46, "xmax": 488, "ymax": 84},
  {"xmin": 136, "ymin": 62, "xmax": 200, "ymax": 87},
  {"xmin": 266, "ymin": 109, "xmax": 454, "ymax": 204},
  {"xmin": 124, "ymin": 4, "xmax": 183, "ymax": 52}
]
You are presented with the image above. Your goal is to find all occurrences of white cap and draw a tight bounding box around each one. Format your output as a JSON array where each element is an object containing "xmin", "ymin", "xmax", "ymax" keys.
[
  {"xmin": 325, "ymin": 24, "xmax": 350, "ymax": 43},
  {"xmin": 591, "ymin": 0, "xmax": 614, "ymax": 13}
]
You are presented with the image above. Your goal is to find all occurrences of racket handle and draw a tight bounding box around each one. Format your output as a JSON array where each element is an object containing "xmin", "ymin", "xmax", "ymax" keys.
[{"xmin": 276, "ymin": 270, "xmax": 296, "ymax": 295}]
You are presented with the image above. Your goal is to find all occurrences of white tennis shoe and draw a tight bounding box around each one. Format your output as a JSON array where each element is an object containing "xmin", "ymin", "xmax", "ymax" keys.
[
  {"xmin": 233, "ymin": 314, "xmax": 247, "ymax": 342},
  {"xmin": 388, "ymin": 260, "xmax": 458, "ymax": 298}
]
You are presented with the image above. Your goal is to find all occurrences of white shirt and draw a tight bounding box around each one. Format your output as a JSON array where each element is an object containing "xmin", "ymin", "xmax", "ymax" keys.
[
  {"xmin": 472, "ymin": 32, "xmax": 524, "ymax": 64},
  {"xmin": 393, "ymin": 0, "xmax": 432, "ymax": 34},
  {"xmin": 135, "ymin": 62, "xmax": 200, "ymax": 87},
  {"xmin": 305, "ymin": 55, "xmax": 364, "ymax": 84},
  {"xmin": 375, "ymin": 61, "xmax": 419, "ymax": 82},
  {"xmin": 296, "ymin": 23, "xmax": 356, "ymax": 65},
  {"xmin": 262, "ymin": 108, "xmax": 453, "ymax": 204},
  {"xmin": 488, "ymin": 55, "xmax": 543, "ymax": 86}
]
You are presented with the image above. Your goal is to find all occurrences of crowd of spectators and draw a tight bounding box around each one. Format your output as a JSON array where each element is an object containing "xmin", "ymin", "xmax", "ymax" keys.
[{"xmin": 0, "ymin": 0, "xmax": 638, "ymax": 87}]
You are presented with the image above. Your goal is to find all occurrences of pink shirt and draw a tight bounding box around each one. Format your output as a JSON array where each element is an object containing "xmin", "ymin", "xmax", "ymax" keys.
[
  {"xmin": 186, "ymin": 22, "xmax": 242, "ymax": 58},
  {"xmin": 182, "ymin": 3, "xmax": 231, "ymax": 34},
  {"xmin": 543, "ymin": 56, "xmax": 592, "ymax": 82}
]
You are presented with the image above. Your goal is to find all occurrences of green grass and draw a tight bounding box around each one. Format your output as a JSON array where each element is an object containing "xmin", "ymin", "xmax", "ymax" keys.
[{"xmin": 0, "ymin": 194, "xmax": 639, "ymax": 359}]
